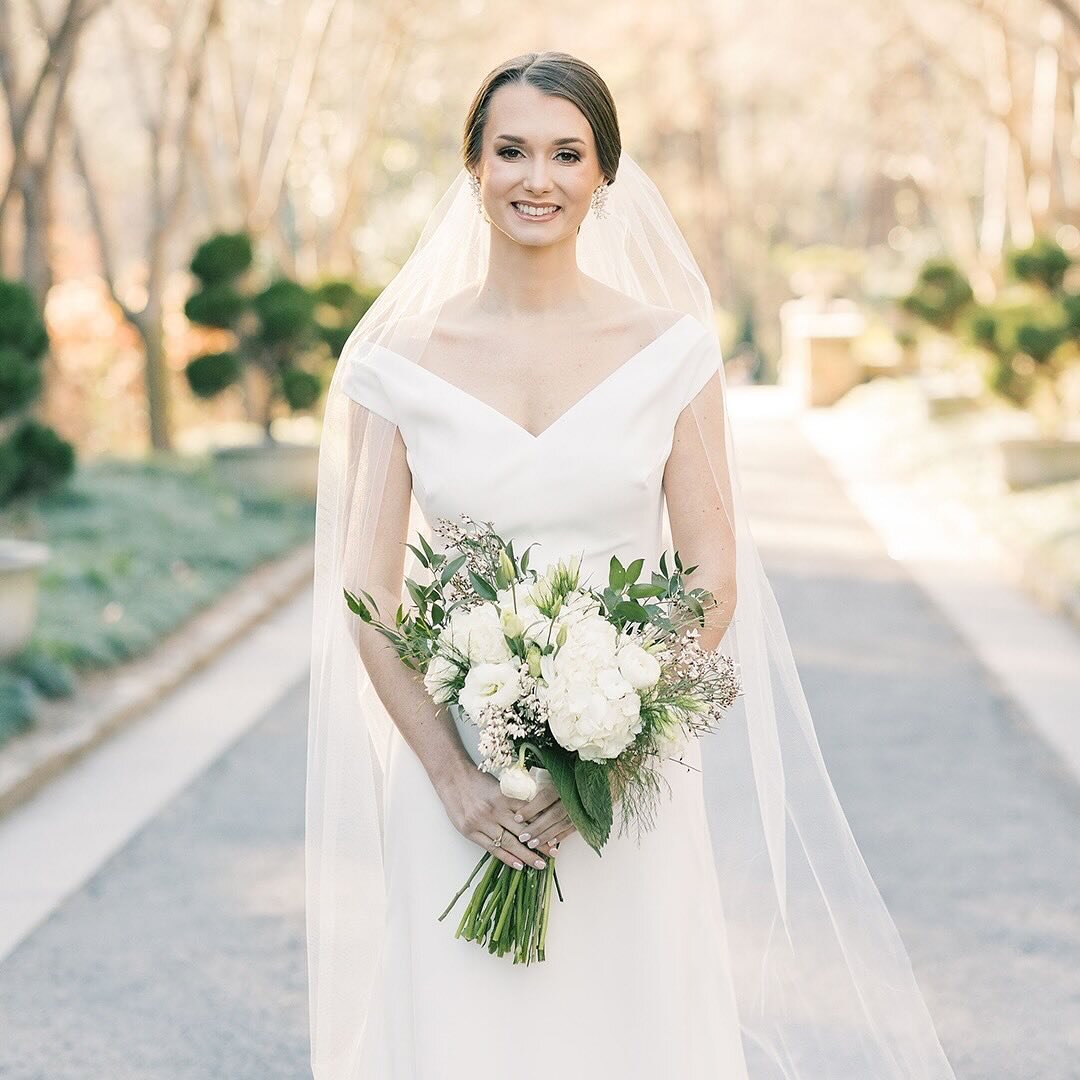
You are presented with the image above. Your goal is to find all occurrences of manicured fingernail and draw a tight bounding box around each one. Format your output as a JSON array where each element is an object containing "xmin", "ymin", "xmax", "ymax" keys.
[
  {"xmin": 528, "ymin": 838, "xmax": 539, "ymax": 849},
  {"xmin": 513, "ymin": 861, "xmax": 523, "ymax": 870},
  {"xmin": 519, "ymin": 832, "xmax": 530, "ymax": 842},
  {"xmin": 533, "ymin": 858, "xmax": 545, "ymax": 869},
  {"xmin": 514, "ymin": 813, "xmax": 523, "ymax": 822}
]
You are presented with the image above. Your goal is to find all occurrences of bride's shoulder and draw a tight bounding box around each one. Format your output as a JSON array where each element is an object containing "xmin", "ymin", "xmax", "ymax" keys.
[{"xmin": 584, "ymin": 280, "xmax": 680, "ymax": 328}]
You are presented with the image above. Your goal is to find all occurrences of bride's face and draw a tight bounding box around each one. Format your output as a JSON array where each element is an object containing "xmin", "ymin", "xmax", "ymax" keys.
[{"xmin": 474, "ymin": 82, "xmax": 605, "ymax": 246}]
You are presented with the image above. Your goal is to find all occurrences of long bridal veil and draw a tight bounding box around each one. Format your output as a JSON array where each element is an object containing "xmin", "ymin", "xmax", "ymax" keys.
[{"xmin": 306, "ymin": 151, "xmax": 957, "ymax": 1079}]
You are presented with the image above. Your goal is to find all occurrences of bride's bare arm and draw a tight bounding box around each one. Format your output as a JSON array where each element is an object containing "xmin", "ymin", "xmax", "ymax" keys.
[
  {"xmin": 662, "ymin": 373, "xmax": 737, "ymax": 651},
  {"xmin": 352, "ymin": 421, "xmax": 550, "ymax": 870},
  {"xmin": 352, "ymin": 425, "xmax": 473, "ymax": 786}
]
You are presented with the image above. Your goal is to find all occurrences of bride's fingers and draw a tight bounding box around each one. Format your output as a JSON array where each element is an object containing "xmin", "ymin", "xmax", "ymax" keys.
[
  {"xmin": 473, "ymin": 827, "xmax": 545, "ymax": 871},
  {"xmin": 552, "ymin": 820, "xmax": 577, "ymax": 843},
  {"xmin": 511, "ymin": 788, "xmax": 558, "ymax": 825},
  {"xmin": 495, "ymin": 814, "xmax": 551, "ymax": 868},
  {"xmin": 517, "ymin": 808, "xmax": 571, "ymax": 847}
]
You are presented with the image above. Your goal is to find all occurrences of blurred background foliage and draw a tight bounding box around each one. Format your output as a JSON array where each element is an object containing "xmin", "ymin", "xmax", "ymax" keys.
[{"xmin": 2, "ymin": 0, "xmax": 1079, "ymax": 453}]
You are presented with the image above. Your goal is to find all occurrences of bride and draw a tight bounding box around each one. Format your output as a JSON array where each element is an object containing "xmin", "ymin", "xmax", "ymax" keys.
[{"xmin": 306, "ymin": 51, "xmax": 958, "ymax": 1079}]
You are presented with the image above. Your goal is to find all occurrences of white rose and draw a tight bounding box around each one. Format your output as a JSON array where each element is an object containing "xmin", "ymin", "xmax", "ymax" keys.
[
  {"xmin": 422, "ymin": 653, "xmax": 459, "ymax": 704},
  {"xmin": 498, "ymin": 764, "xmax": 538, "ymax": 801},
  {"xmin": 616, "ymin": 641, "xmax": 662, "ymax": 689},
  {"xmin": 444, "ymin": 604, "xmax": 511, "ymax": 664},
  {"xmin": 459, "ymin": 661, "xmax": 522, "ymax": 720}
]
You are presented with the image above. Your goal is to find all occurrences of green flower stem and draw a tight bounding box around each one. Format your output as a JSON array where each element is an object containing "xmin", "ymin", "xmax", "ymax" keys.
[
  {"xmin": 522, "ymin": 867, "xmax": 540, "ymax": 963},
  {"xmin": 453, "ymin": 854, "xmax": 501, "ymax": 938},
  {"xmin": 493, "ymin": 866, "xmax": 523, "ymax": 943},
  {"xmin": 538, "ymin": 858, "xmax": 556, "ymax": 959},
  {"xmin": 442, "ymin": 848, "xmax": 559, "ymax": 963},
  {"xmin": 438, "ymin": 850, "xmax": 491, "ymax": 922},
  {"xmin": 475, "ymin": 869, "xmax": 507, "ymax": 938}
]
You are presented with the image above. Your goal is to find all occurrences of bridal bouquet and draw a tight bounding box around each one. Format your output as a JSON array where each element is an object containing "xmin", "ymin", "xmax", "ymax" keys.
[{"xmin": 344, "ymin": 513, "xmax": 741, "ymax": 965}]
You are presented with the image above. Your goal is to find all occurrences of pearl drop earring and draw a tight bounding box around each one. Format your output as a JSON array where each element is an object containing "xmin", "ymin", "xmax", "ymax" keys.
[
  {"xmin": 591, "ymin": 181, "xmax": 610, "ymax": 218},
  {"xmin": 468, "ymin": 173, "xmax": 491, "ymax": 223}
]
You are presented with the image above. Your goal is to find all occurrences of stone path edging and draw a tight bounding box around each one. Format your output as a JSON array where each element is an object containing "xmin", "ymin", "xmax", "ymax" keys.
[{"xmin": 0, "ymin": 541, "xmax": 314, "ymax": 819}]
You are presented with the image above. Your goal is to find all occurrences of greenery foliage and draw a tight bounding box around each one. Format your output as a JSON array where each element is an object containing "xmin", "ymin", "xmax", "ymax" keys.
[
  {"xmin": 899, "ymin": 259, "xmax": 974, "ymax": 332},
  {"xmin": 901, "ymin": 240, "xmax": 1080, "ymax": 422},
  {"xmin": 183, "ymin": 232, "xmax": 374, "ymax": 436},
  {"xmin": 0, "ymin": 279, "xmax": 75, "ymax": 507},
  {"xmin": 0, "ymin": 456, "xmax": 314, "ymax": 746}
]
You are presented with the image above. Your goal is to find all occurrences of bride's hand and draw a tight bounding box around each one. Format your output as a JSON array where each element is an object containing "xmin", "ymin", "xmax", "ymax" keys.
[
  {"xmin": 512, "ymin": 784, "xmax": 577, "ymax": 852},
  {"xmin": 439, "ymin": 768, "xmax": 553, "ymax": 872}
]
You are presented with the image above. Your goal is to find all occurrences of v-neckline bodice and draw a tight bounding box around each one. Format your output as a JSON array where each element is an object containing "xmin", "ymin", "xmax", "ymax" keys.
[{"xmin": 372, "ymin": 313, "xmax": 695, "ymax": 444}]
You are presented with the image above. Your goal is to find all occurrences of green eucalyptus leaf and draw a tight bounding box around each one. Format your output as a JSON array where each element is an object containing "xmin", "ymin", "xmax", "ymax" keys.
[
  {"xmin": 440, "ymin": 554, "xmax": 467, "ymax": 584},
  {"xmin": 343, "ymin": 588, "xmax": 371, "ymax": 621},
  {"xmin": 614, "ymin": 599, "xmax": 650, "ymax": 623},
  {"xmin": 406, "ymin": 578, "xmax": 428, "ymax": 611},
  {"xmin": 628, "ymin": 583, "xmax": 666, "ymax": 599},
  {"xmin": 608, "ymin": 555, "xmax": 626, "ymax": 592},
  {"xmin": 405, "ymin": 542, "xmax": 430, "ymax": 568},
  {"xmin": 469, "ymin": 570, "xmax": 499, "ymax": 602}
]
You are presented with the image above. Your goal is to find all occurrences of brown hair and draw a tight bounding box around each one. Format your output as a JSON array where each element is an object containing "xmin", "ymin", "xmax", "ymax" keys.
[{"xmin": 462, "ymin": 51, "xmax": 621, "ymax": 186}]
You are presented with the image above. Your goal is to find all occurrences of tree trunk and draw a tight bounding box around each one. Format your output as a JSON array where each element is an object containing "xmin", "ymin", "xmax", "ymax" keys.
[{"xmin": 137, "ymin": 297, "xmax": 173, "ymax": 453}]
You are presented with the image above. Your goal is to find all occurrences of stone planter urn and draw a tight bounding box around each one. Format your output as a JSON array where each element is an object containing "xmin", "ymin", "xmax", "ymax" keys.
[
  {"xmin": 779, "ymin": 300, "xmax": 867, "ymax": 407},
  {"xmin": 999, "ymin": 437, "xmax": 1080, "ymax": 490},
  {"xmin": 0, "ymin": 538, "xmax": 50, "ymax": 660},
  {"xmin": 211, "ymin": 438, "xmax": 319, "ymax": 500}
]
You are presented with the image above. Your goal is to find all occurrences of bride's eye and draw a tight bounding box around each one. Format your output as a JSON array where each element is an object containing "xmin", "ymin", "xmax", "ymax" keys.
[{"xmin": 497, "ymin": 147, "xmax": 581, "ymax": 163}]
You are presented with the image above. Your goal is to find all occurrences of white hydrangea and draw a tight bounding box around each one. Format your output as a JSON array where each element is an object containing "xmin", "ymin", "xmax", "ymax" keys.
[{"xmin": 537, "ymin": 613, "xmax": 643, "ymax": 761}]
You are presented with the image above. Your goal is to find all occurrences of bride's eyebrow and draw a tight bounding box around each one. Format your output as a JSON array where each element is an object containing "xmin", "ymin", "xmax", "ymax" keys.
[{"xmin": 493, "ymin": 135, "xmax": 586, "ymax": 147}]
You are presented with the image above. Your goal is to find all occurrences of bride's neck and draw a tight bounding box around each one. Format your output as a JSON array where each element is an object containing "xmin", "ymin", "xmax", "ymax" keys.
[{"xmin": 476, "ymin": 233, "xmax": 592, "ymax": 319}]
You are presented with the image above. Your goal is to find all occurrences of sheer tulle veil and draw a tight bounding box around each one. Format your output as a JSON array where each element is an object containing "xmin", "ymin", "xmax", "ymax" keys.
[{"xmin": 305, "ymin": 150, "xmax": 957, "ymax": 1078}]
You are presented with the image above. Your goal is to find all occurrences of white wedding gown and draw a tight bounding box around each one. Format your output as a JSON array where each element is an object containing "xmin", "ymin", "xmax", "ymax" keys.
[{"xmin": 344, "ymin": 312, "xmax": 752, "ymax": 1078}]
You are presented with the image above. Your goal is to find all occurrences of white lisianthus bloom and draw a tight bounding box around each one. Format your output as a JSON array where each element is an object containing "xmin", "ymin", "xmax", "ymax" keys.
[
  {"xmin": 422, "ymin": 653, "xmax": 459, "ymax": 704},
  {"xmin": 616, "ymin": 640, "xmax": 662, "ymax": 689},
  {"xmin": 459, "ymin": 661, "xmax": 523, "ymax": 720},
  {"xmin": 495, "ymin": 587, "xmax": 550, "ymax": 645},
  {"xmin": 553, "ymin": 589, "xmax": 603, "ymax": 632},
  {"xmin": 654, "ymin": 719, "xmax": 690, "ymax": 759},
  {"xmin": 443, "ymin": 603, "xmax": 511, "ymax": 664},
  {"xmin": 500, "ymin": 608, "xmax": 525, "ymax": 638}
]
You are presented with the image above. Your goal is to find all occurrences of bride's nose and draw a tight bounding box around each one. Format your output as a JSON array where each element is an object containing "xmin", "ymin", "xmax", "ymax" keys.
[{"xmin": 522, "ymin": 162, "xmax": 554, "ymax": 195}]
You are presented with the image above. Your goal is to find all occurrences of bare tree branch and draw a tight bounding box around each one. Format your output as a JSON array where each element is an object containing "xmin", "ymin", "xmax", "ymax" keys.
[{"xmin": 250, "ymin": 0, "xmax": 339, "ymax": 229}]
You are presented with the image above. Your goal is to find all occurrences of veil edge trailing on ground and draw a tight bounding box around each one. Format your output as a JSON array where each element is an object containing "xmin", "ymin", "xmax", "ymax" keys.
[{"xmin": 305, "ymin": 151, "xmax": 957, "ymax": 1079}]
